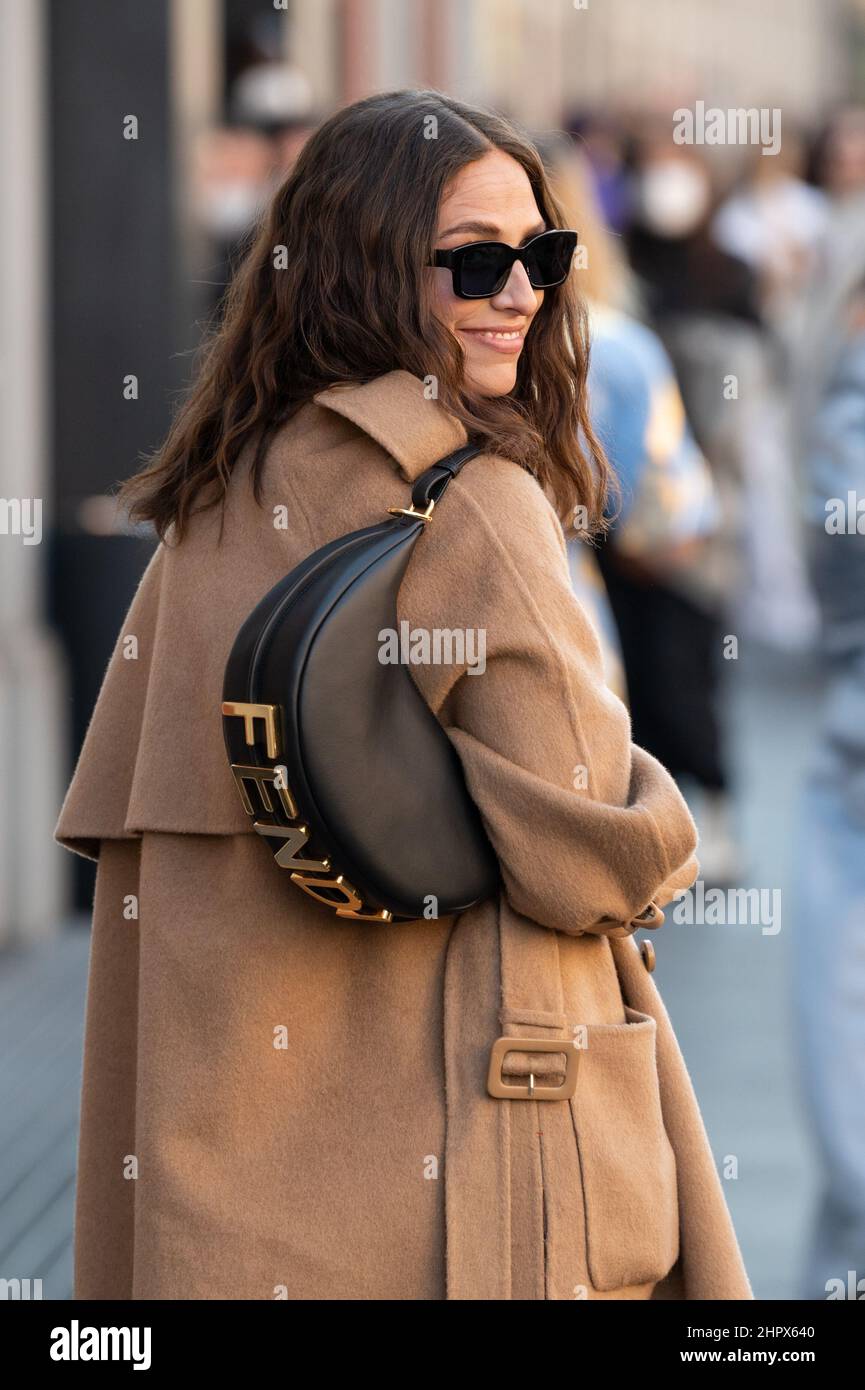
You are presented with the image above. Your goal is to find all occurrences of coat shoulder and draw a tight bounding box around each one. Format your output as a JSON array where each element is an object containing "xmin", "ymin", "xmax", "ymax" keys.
[
  {"xmin": 403, "ymin": 449, "xmax": 580, "ymax": 640},
  {"xmin": 433, "ymin": 450, "xmax": 571, "ymax": 587}
]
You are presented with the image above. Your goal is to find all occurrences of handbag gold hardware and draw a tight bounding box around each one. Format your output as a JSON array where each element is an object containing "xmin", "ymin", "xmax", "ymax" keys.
[
  {"xmin": 221, "ymin": 701, "xmax": 282, "ymax": 759},
  {"xmin": 223, "ymin": 702, "xmax": 394, "ymax": 923},
  {"xmin": 229, "ymin": 763, "xmax": 298, "ymax": 819},
  {"xmin": 253, "ymin": 821, "xmax": 330, "ymax": 873},
  {"xmin": 385, "ymin": 499, "xmax": 435, "ymax": 523}
]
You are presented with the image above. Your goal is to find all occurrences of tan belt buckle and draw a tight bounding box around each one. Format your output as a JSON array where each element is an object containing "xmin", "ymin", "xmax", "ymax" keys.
[{"xmin": 486, "ymin": 1036, "xmax": 580, "ymax": 1101}]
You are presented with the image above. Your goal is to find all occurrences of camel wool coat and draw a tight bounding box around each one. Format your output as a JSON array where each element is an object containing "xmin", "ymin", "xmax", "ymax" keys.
[{"xmin": 55, "ymin": 369, "xmax": 753, "ymax": 1301}]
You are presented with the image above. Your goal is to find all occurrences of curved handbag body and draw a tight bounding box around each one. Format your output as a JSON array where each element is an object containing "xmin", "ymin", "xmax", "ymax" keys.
[{"xmin": 221, "ymin": 443, "xmax": 500, "ymax": 922}]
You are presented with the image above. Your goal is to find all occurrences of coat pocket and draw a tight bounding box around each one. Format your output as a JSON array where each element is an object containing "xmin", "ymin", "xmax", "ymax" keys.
[{"xmin": 570, "ymin": 1005, "xmax": 679, "ymax": 1292}]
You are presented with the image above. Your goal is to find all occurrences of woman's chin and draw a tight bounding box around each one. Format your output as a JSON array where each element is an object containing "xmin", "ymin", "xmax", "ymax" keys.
[{"xmin": 464, "ymin": 357, "xmax": 520, "ymax": 398}]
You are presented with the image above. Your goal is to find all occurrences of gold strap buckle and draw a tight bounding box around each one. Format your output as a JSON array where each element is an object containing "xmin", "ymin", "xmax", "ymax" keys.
[
  {"xmin": 486, "ymin": 1036, "xmax": 580, "ymax": 1101},
  {"xmin": 386, "ymin": 499, "xmax": 435, "ymax": 523}
]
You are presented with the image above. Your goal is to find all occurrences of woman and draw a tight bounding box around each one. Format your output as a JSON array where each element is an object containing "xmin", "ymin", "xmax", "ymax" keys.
[{"xmin": 55, "ymin": 90, "xmax": 752, "ymax": 1301}]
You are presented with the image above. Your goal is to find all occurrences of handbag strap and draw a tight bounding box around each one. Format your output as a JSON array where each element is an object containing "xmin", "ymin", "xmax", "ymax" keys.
[{"xmin": 411, "ymin": 442, "xmax": 483, "ymax": 510}]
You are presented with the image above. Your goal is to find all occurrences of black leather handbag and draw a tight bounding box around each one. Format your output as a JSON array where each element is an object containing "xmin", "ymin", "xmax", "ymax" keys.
[{"xmin": 221, "ymin": 443, "xmax": 500, "ymax": 923}]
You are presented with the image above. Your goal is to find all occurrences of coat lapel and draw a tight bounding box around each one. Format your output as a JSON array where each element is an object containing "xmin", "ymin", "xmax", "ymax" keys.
[{"xmin": 313, "ymin": 371, "xmax": 469, "ymax": 482}]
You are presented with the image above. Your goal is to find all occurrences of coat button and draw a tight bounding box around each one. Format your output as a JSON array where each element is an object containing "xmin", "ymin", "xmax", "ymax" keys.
[{"xmin": 640, "ymin": 939, "xmax": 656, "ymax": 973}]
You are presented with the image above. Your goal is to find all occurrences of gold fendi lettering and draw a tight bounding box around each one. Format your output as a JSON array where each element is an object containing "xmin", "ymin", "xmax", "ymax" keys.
[
  {"xmin": 253, "ymin": 821, "xmax": 330, "ymax": 872},
  {"xmin": 288, "ymin": 862, "xmax": 392, "ymax": 920},
  {"xmin": 336, "ymin": 904, "xmax": 394, "ymax": 922},
  {"xmin": 224, "ymin": 708, "xmax": 392, "ymax": 921},
  {"xmin": 222, "ymin": 701, "xmax": 282, "ymax": 759},
  {"xmin": 290, "ymin": 871, "xmax": 364, "ymax": 910},
  {"xmin": 286, "ymin": 872, "xmax": 393, "ymax": 920},
  {"xmin": 230, "ymin": 763, "xmax": 298, "ymax": 818}
]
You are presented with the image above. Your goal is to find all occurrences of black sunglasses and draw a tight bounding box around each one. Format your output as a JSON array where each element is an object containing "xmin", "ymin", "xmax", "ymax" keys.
[{"xmin": 431, "ymin": 228, "xmax": 578, "ymax": 299}]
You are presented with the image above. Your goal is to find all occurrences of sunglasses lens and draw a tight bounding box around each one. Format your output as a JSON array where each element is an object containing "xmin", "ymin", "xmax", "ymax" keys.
[
  {"xmin": 524, "ymin": 232, "xmax": 576, "ymax": 287},
  {"xmin": 447, "ymin": 232, "xmax": 577, "ymax": 297},
  {"xmin": 459, "ymin": 243, "xmax": 512, "ymax": 297}
]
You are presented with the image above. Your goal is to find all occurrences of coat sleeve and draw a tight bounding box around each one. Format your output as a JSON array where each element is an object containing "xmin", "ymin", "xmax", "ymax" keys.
[{"xmin": 397, "ymin": 453, "xmax": 699, "ymax": 938}]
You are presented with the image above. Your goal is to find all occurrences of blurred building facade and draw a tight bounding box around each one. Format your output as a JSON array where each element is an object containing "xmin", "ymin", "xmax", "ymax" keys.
[
  {"xmin": 0, "ymin": 1, "xmax": 65, "ymax": 947},
  {"xmin": 292, "ymin": 0, "xmax": 847, "ymax": 125}
]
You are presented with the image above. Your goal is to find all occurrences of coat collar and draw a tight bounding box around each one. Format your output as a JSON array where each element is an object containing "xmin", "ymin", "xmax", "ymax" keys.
[{"xmin": 313, "ymin": 370, "xmax": 469, "ymax": 482}]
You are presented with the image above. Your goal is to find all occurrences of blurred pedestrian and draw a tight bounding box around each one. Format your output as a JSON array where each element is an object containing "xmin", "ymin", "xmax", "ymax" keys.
[
  {"xmin": 713, "ymin": 132, "xmax": 829, "ymax": 333},
  {"xmin": 541, "ymin": 136, "xmax": 718, "ymax": 633},
  {"xmin": 628, "ymin": 133, "xmax": 818, "ymax": 662},
  {"xmin": 793, "ymin": 209, "xmax": 865, "ymax": 1301},
  {"xmin": 546, "ymin": 133, "xmax": 742, "ymax": 880}
]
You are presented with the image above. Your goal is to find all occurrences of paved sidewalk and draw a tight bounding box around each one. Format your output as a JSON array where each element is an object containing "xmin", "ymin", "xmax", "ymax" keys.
[{"xmin": 0, "ymin": 924, "xmax": 90, "ymax": 1301}]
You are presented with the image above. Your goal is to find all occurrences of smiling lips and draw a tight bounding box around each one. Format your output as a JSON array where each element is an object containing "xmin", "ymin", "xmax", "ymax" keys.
[{"xmin": 458, "ymin": 327, "xmax": 526, "ymax": 354}]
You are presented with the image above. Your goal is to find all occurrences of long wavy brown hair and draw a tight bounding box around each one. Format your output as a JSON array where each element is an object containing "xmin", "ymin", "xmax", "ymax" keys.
[{"xmin": 120, "ymin": 89, "xmax": 614, "ymax": 543}]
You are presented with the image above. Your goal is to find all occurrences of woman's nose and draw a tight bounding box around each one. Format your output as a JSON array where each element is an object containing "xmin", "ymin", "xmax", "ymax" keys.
[{"xmin": 490, "ymin": 259, "xmax": 538, "ymax": 313}]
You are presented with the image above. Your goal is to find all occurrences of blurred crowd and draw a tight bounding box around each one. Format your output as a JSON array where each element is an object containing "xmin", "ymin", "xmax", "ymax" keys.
[
  {"xmin": 549, "ymin": 105, "xmax": 865, "ymax": 1303},
  {"xmin": 191, "ymin": 67, "xmax": 865, "ymax": 1300}
]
